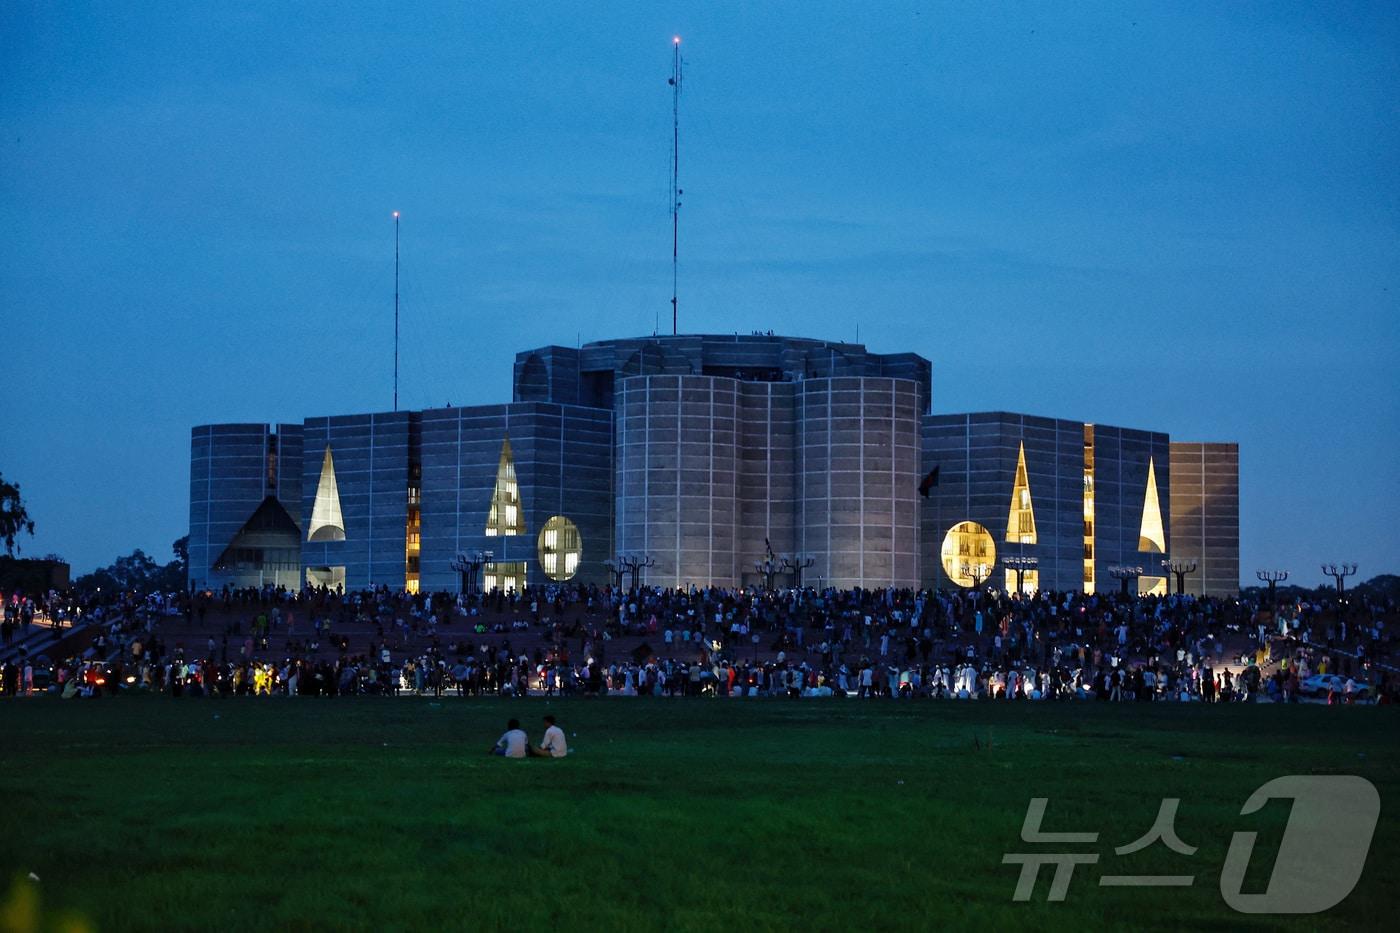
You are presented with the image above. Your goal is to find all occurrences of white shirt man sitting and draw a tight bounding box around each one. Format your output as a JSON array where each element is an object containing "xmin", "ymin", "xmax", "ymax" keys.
[
  {"xmin": 493, "ymin": 719, "xmax": 529, "ymax": 758},
  {"xmin": 534, "ymin": 715, "xmax": 568, "ymax": 758}
]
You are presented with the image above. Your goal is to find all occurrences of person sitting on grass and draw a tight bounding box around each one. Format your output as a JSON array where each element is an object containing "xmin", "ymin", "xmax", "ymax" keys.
[
  {"xmin": 491, "ymin": 718, "xmax": 528, "ymax": 758},
  {"xmin": 530, "ymin": 714, "xmax": 568, "ymax": 758}
]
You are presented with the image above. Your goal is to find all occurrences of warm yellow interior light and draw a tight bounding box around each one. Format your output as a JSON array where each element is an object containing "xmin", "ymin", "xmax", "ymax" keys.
[
  {"xmin": 940, "ymin": 521, "xmax": 996, "ymax": 588},
  {"xmin": 486, "ymin": 436, "xmax": 526, "ymax": 537},
  {"xmin": 1005, "ymin": 442, "xmax": 1038, "ymax": 545}
]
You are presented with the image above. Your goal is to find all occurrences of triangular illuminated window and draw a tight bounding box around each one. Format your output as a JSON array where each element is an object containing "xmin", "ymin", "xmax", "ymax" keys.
[
  {"xmin": 307, "ymin": 446, "xmax": 346, "ymax": 542},
  {"xmin": 485, "ymin": 436, "xmax": 525, "ymax": 536},
  {"xmin": 1005, "ymin": 442, "xmax": 1037, "ymax": 544},
  {"xmin": 215, "ymin": 496, "xmax": 301, "ymax": 571},
  {"xmin": 1138, "ymin": 456, "xmax": 1166, "ymax": 553}
]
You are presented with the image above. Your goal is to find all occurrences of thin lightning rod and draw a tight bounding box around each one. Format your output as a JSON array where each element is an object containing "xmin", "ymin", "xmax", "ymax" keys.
[
  {"xmin": 393, "ymin": 211, "xmax": 400, "ymax": 412},
  {"xmin": 669, "ymin": 36, "xmax": 682, "ymax": 336}
]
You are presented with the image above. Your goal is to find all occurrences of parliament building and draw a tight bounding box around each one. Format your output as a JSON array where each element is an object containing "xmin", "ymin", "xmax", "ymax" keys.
[{"xmin": 189, "ymin": 334, "xmax": 1239, "ymax": 596}]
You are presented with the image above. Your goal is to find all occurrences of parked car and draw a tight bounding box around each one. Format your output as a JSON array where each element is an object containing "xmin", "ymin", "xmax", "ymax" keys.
[{"xmin": 1299, "ymin": 674, "xmax": 1371, "ymax": 700}]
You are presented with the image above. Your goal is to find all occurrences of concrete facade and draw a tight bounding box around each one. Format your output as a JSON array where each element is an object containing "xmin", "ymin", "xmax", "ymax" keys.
[
  {"xmin": 417, "ymin": 403, "xmax": 613, "ymax": 593},
  {"xmin": 615, "ymin": 375, "xmax": 741, "ymax": 588},
  {"xmin": 1168, "ymin": 442, "xmax": 1241, "ymax": 596},
  {"xmin": 798, "ymin": 377, "xmax": 922, "ymax": 589},
  {"xmin": 189, "ymin": 423, "xmax": 303, "ymax": 589},
  {"xmin": 920, "ymin": 413, "xmax": 1173, "ymax": 594},
  {"xmin": 736, "ymin": 381, "xmax": 798, "ymax": 586},
  {"xmin": 299, "ymin": 411, "xmax": 412, "ymax": 590},
  {"xmin": 513, "ymin": 334, "xmax": 932, "ymax": 416}
]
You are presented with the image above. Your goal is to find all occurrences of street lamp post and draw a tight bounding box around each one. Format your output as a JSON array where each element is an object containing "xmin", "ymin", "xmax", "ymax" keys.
[
  {"xmin": 602, "ymin": 559, "xmax": 625, "ymax": 590},
  {"xmin": 1321, "ymin": 562, "xmax": 1358, "ymax": 624},
  {"xmin": 1004, "ymin": 556, "xmax": 1038, "ymax": 596},
  {"xmin": 779, "ymin": 555, "xmax": 815, "ymax": 590},
  {"xmin": 450, "ymin": 549, "xmax": 492, "ymax": 596},
  {"xmin": 754, "ymin": 557, "xmax": 780, "ymax": 592},
  {"xmin": 1162, "ymin": 558, "xmax": 1198, "ymax": 595},
  {"xmin": 633, "ymin": 554, "xmax": 655, "ymax": 590},
  {"xmin": 614, "ymin": 555, "xmax": 634, "ymax": 590},
  {"xmin": 1255, "ymin": 569, "xmax": 1288, "ymax": 609},
  {"xmin": 1321, "ymin": 562, "xmax": 1358, "ymax": 597},
  {"xmin": 1108, "ymin": 565, "xmax": 1143, "ymax": 597},
  {"xmin": 960, "ymin": 562, "xmax": 991, "ymax": 591},
  {"xmin": 613, "ymin": 553, "xmax": 655, "ymax": 591}
]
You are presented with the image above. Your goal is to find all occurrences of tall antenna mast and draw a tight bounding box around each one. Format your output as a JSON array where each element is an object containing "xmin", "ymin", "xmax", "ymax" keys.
[
  {"xmin": 669, "ymin": 36, "xmax": 683, "ymax": 336},
  {"xmin": 393, "ymin": 210, "xmax": 400, "ymax": 412}
]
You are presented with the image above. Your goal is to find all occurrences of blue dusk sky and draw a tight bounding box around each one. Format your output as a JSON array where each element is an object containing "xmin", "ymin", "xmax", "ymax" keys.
[{"xmin": 2, "ymin": 1, "xmax": 1397, "ymax": 586}]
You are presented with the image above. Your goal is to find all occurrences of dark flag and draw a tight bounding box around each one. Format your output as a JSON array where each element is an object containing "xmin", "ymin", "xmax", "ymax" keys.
[{"xmin": 918, "ymin": 466, "xmax": 940, "ymax": 497}]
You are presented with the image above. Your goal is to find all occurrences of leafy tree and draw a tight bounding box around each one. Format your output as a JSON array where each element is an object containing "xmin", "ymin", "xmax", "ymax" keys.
[
  {"xmin": 74, "ymin": 539, "xmax": 190, "ymax": 595},
  {"xmin": 0, "ymin": 473, "xmax": 36, "ymax": 556},
  {"xmin": 1356, "ymin": 574, "xmax": 1400, "ymax": 603},
  {"xmin": 152, "ymin": 536, "xmax": 189, "ymax": 592}
]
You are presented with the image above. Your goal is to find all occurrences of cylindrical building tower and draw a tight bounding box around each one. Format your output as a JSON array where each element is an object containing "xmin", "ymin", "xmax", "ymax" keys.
[
  {"xmin": 615, "ymin": 375, "xmax": 740, "ymax": 588},
  {"xmin": 798, "ymin": 377, "xmax": 921, "ymax": 589}
]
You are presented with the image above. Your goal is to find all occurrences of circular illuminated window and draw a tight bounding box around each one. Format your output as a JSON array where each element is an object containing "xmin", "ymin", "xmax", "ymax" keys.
[
  {"xmin": 537, "ymin": 515, "xmax": 583, "ymax": 581},
  {"xmin": 940, "ymin": 521, "xmax": 996, "ymax": 588}
]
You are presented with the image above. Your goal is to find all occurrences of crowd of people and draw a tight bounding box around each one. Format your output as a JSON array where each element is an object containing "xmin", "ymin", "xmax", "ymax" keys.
[
  {"xmin": 5, "ymin": 575, "xmax": 1395, "ymax": 705},
  {"xmin": 1, "ymin": 587, "xmax": 188, "ymax": 697}
]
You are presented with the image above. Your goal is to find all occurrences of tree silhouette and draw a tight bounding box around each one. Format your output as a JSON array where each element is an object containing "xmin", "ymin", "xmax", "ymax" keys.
[{"xmin": 0, "ymin": 473, "xmax": 36, "ymax": 556}]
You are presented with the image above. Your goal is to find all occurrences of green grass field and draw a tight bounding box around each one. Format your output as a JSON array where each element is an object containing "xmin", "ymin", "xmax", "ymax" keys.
[{"xmin": 1, "ymin": 697, "xmax": 1395, "ymax": 932}]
